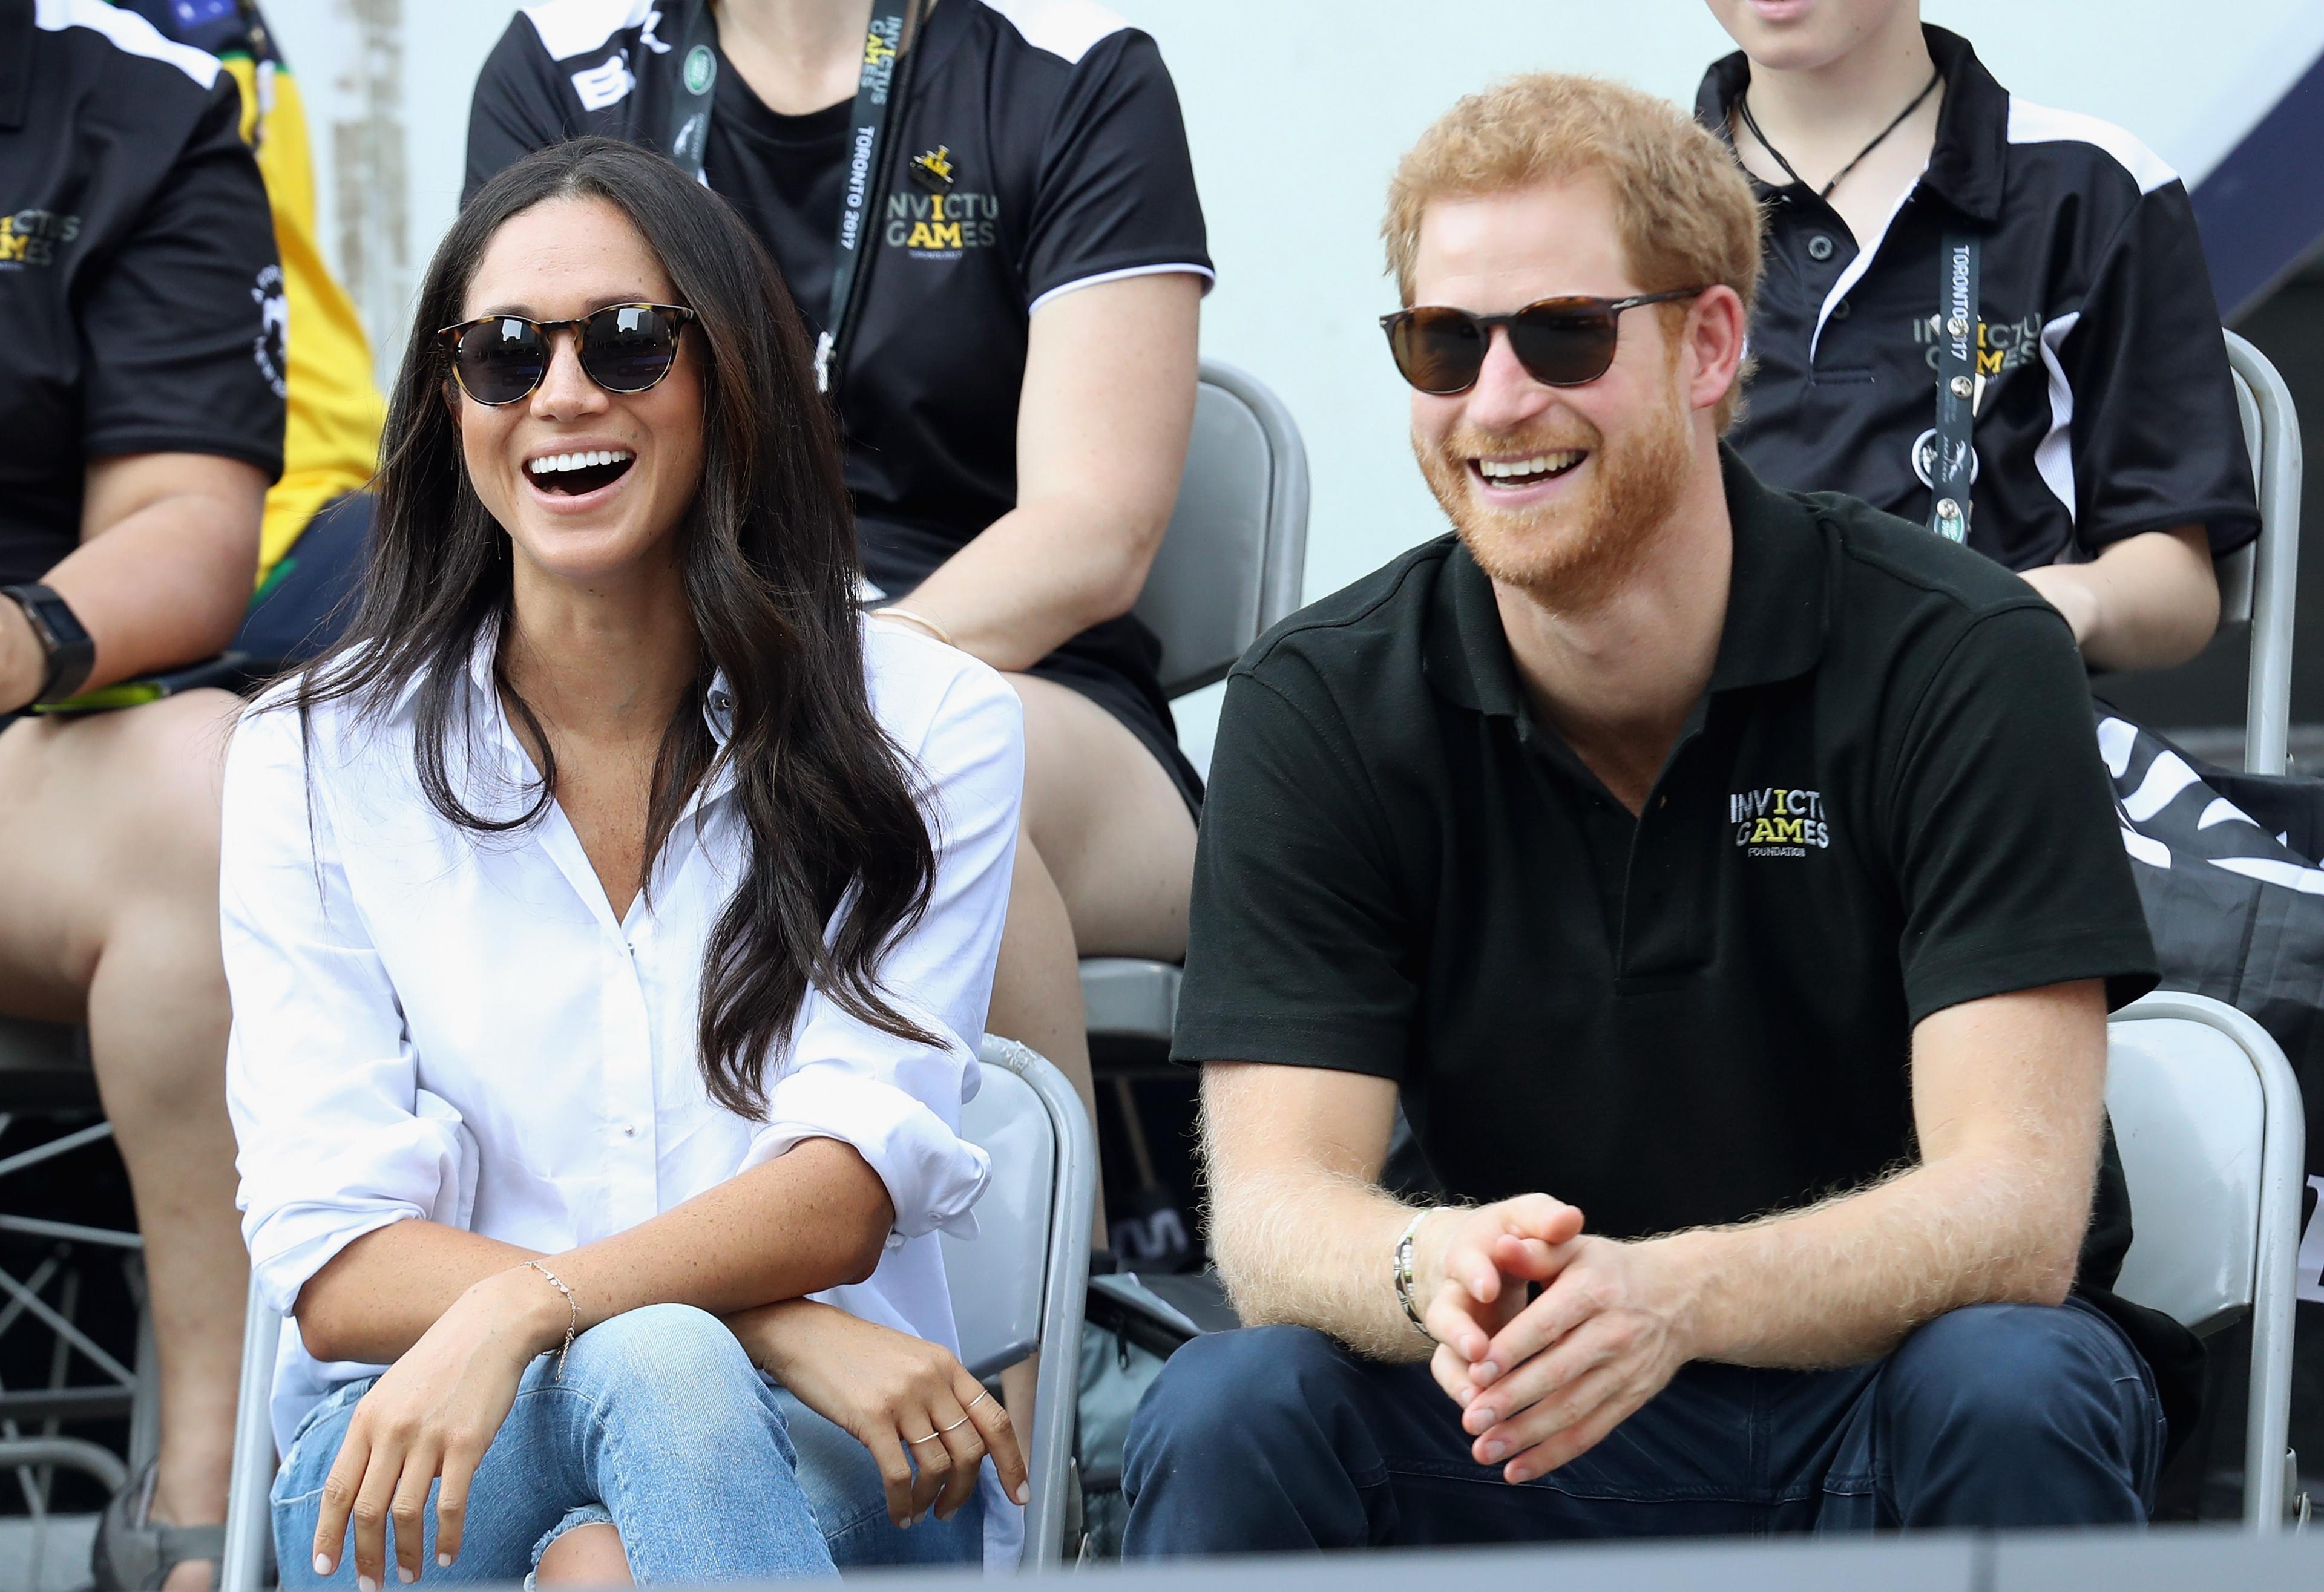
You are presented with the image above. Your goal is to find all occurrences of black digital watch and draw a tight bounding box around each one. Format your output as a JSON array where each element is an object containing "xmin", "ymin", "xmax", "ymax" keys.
[{"xmin": 1, "ymin": 583, "xmax": 97, "ymax": 706}]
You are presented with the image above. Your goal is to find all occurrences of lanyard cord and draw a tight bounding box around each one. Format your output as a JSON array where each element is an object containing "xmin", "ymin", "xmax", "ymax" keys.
[
  {"xmin": 657, "ymin": 0, "xmax": 924, "ymax": 396},
  {"xmin": 1734, "ymin": 69, "xmax": 1941, "ymax": 200}
]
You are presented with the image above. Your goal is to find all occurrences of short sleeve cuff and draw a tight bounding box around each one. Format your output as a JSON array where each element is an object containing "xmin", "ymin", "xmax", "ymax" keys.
[
  {"xmin": 1902, "ymin": 927, "xmax": 2161, "ymax": 1027},
  {"xmin": 746, "ymin": 1065, "xmax": 992, "ymax": 1242},
  {"xmin": 1169, "ymin": 1011, "xmax": 1408, "ymax": 1079}
]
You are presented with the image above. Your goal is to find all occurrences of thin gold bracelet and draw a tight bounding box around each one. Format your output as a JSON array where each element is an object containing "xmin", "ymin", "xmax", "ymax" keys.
[
  {"xmin": 523, "ymin": 1260, "xmax": 580, "ymax": 1380},
  {"xmin": 873, "ymin": 606, "xmax": 958, "ymax": 649}
]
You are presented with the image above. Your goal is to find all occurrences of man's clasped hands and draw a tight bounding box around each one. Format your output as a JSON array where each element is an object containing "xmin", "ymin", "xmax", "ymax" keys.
[{"xmin": 1420, "ymin": 1196, "xmax": 1702, "ymax": 1486}]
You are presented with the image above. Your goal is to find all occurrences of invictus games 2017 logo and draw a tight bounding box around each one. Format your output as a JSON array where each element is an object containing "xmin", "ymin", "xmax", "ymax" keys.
[
  {"xmin": 251, "ymin": 265, "xmax": 288, "ymax": 398},
  {"xmin": 0, "ymin": 209, "xmax": 80, "ymax": 269},
  {"xmin": 1731, "ymin": 787, "xmax": 1830, "ymax": 857},
  {"xmin": 885, "ymin": 190, "xmax": 997, "ymax": 257}
]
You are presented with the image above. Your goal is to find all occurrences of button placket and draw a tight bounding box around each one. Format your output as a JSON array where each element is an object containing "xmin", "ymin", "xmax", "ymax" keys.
[{"xmin": 611, "ymin": 925, "xmax": 658, "ymax": 1219}]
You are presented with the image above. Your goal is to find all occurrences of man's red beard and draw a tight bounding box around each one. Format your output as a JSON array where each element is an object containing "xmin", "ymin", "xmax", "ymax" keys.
[{"xmin": 1417, "ymin": 385, "xmax": 1692, "ymax": 611}]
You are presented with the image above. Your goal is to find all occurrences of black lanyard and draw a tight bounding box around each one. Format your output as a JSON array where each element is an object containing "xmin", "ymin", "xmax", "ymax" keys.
[
  {"xmin": 651, "ymin": 0, "xmax": 924, "ymax": 395},
  {"xmin": 1926, "ymin": 230, "xmax": 1980, "ymax": 542}
]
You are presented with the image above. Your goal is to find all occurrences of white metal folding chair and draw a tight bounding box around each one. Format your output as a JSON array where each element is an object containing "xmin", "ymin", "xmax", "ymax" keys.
[
  {"xmin": 2219, "ymin": 331, "xmax": 2302, "ymax": 776},
  {"xmin": 2106, "ymin": 991, "xmax": 2306, "ymax": 1529},
  {"xmin": 1079, "ymin": 359, "xmax": 1311, "ymax": 1069},
  {"xmin": 217, "ymin": 1035, "xmax": 1097, "ymax": 1588}
]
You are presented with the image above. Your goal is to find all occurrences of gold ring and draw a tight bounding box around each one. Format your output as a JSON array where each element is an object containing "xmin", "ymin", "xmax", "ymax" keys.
[{"xmin": 905, "ymin": 1430, "xmax": 943, "ymax": 1444}]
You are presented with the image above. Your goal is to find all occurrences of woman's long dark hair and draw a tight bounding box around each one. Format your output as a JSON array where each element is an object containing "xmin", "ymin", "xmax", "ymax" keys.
[{"xmin": 298, "ymin": 137, "xmax": 938, "ymax": 1116}]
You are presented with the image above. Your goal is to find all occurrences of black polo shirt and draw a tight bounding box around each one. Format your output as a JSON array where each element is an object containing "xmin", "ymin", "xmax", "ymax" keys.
[
  {"xmin": 1696, "ymin": 27, "xmax": 2257, "ymax": 572},
  {"xmin": 0, "ymin": 0, "xmax": 285, "ymax": 588},
  {"xmin": 1175, "ymin": 450, "xmax": 2159, "ymax": 1248}
]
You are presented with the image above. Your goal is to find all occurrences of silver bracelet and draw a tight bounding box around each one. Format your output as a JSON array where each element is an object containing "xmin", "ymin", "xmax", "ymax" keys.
[
  {"xmin": 523, "ymin": 1260, "xmax": 580, "ymax": 1380},
  {"xmin": 1393, "ymin": 1209, "xmax": 1436, "ymax": 1340}
]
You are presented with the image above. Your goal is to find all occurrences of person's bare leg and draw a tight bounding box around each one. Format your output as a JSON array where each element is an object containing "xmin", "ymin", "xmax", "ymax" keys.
[
  {"xmin": 1009, "ymin": 676, "xmax": 1195, "ymax": 963},
  {"xmin": 0, "ymin": 692, "xmax": 246, "ymax": 1591},
  {"xmin": 535, "ymin": 1522, "xmax": 634, "ymax": 1585},
  {"xmin": 983, "ymin": 678, "xmax": 1196, "ymax": 1431}
]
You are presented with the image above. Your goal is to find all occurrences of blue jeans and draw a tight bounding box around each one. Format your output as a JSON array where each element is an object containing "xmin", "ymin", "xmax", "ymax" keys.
[
  {"xmin": 1122, "ymin": 1297, "xmax": 2164, "ymax": 1555},
  {"xmin": 274, "ymin": 1303, "xmax": 980, "ymax": 1584}
]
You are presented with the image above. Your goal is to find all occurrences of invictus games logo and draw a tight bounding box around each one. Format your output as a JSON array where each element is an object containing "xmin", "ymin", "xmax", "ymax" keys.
[
  {"xmin": 251, "ymin": 265, "xmax": 288, "ymax": 398},
  {"xmin": 1731, "ymin": 787, "xmax": 1830, "ymax": 857},
  {"xmin": 0, "ymin": 209, "xmax": 80, "ymax": 269},
  {"xmin": 886, "ymin": 191, "xmax": 997, "ymax": 256},
  {"xmin": 1909, "ymin": 309, "xmax": 2044, "ymax": 377}
]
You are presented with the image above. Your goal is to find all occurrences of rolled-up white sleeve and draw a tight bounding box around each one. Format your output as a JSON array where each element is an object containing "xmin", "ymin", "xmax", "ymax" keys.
[
  {"xmin": 741, "ymin": 656, "xmax": 1025, "ymax": 1240},
  {"xmin": 221, "ymin": 699, "xmax": 459, "ymax": 1315}
]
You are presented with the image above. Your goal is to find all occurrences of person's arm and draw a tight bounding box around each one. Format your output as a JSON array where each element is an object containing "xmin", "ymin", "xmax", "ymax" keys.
[
  {"xmin": 1431, "ymin": 979, "xmax": 2106, "ymax": 1482},
  {"xmin": 2018, "ymin": 523, "xmax": 2217, "ymax": 672},
  {"xmin": 877, "ymin": 270, "xmax": 1200, "ymax": 670},
  {"xmin": 292, "ymin": 1137, "xmax": 893, "ymax": 1365},
  {"xmin": 0, "ymin": 453, "xmax": 263, "ymax": 710},
  {"xmin": 1203, "ymin": 1060, "xmax": 1586, "ymax": 1363},
  {"xmin": 0, "ymin": 70, "xmax": 281, "ymax": 710},
  {"xmin": 2030, "ymin": 177, "xmax": 2256, "ymax": 670}
]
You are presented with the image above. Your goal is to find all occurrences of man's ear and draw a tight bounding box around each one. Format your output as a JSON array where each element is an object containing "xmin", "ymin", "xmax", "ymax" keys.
[{"xmin": 1686, "ymin": 285, "xmax": 1750, "ymax": 416}]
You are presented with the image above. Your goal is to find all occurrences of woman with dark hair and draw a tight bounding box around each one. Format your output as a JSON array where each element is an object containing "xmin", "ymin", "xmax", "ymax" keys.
[
  {"xmin": 223, "ymin": 137, "xmax": 1028, "ymax": 1586},
  {"xmin": 468, "ymin": 1, "xmax": 1216, "ymax": 1159}
]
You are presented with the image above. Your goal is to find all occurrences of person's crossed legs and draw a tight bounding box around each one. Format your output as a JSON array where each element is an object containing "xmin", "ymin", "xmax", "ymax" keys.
[
  {"xmin": 0, "ymin": 691, "xmax": 249, "ymax": 1591},
  {"xmin": 1123, "ymin": 1298, "xmax": 2161, "ymax": 1554}
]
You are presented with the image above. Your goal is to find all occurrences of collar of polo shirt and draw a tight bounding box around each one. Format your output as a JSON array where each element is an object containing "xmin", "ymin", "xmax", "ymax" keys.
[
  {"xmin": 1422, "ymin": 444, "xmax": 1834, "ymax": 723},
  {"xmin": 1696, "ymin": 25, "xmax": 2011, "ymax": 228}
]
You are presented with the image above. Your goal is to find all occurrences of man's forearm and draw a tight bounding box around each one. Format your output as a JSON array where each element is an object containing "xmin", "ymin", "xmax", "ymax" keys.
[
  {"xmin": 1659, "ymin": 1147, "xmax": 2090, "ymax": 1370},
  {"xmin": 1210, "ymin": 1166, "xmax": 1440, "ymax": 1363}
]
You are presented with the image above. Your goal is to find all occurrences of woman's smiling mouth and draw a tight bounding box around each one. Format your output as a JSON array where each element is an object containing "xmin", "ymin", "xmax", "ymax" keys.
[{"xmin": 525, "ymin": 447, "xmax": 637, "ymax": 496}]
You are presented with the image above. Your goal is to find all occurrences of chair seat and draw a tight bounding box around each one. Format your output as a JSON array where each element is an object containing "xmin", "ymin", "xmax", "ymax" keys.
[{"xmin": 1078, "ymin": 958, "xmax": 1180, "ymax": 1075}]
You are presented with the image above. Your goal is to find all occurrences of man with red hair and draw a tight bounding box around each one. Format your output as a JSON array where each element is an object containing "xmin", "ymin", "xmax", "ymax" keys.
[{"xmin": 1121, "ymin": 73, "xmax": 2168, "ymax": 1554}]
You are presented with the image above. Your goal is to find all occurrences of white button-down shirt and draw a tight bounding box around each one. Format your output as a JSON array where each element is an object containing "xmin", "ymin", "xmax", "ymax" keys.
[{"xmin": 222, "ymin": 620, "xmax": 1023, "ymax": 1556}]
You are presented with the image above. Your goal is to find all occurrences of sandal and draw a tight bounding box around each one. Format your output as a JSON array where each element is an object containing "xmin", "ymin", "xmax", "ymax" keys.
[{"xmin": 90, "ymin": 1459, "xmax": 226, "ymax": 1591}]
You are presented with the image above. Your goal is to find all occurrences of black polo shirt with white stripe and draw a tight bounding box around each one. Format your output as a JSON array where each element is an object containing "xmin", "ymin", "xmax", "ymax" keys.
[
  {"xmin": 0, "ymin": 0, "xmax": 284, "ymax": 588},
  {"xmin": 1696, "ymin": 27, "xmax": 2257, "ymax": 572},
  {"xmin": 1175, "ymin": 450, "xmax": 2158, "ymax": 1255}
]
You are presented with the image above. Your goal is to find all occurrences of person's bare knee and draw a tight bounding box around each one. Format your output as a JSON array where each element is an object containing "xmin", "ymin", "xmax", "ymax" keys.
[
  {"xmin": 536, "ymin": 1521, "xmax": 634, "ymax": 1586},
  {"xmin": 1005, "ymin": 675, "xmax": 1194, "ymax": 960}
]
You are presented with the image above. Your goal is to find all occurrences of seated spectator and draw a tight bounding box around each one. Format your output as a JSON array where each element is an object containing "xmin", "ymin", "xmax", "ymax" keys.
[
  {"xmin": 226, "ymin": 140, "xmax": 1028, "ymax": 1586},
  {"xmin": 1121, "ymin": 75, "xmax": 2176, "ymax": 1555},
  {"xmin": 0, "ymin": 5, "xmax": 284, "ymax": 1585},
  {"xmin": 1697, "ymin": 2, "xmax": 2256, "ymax": 671},
  {"xmin": 112, "ymin": 0, "xmax": 389, "ymax": 666},
  {"xmin": 466, "ymin": 0, "xmax": 1214, "ymax": 1158}
]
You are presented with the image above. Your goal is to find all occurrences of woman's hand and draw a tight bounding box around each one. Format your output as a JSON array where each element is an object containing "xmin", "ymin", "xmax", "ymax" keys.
[
  {"xmin": 732, "ymin": 1299, "xmax": 1029, "ymax": 1528},
  {"xmin": 312, "ymin": 1266, "xmax": 567, "ymax": 1587}
]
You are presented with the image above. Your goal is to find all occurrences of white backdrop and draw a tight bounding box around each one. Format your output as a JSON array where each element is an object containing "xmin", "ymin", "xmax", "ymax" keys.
[{"xmin": 266, "ymin": 0, "xmax": 2324, "ymax": 766}]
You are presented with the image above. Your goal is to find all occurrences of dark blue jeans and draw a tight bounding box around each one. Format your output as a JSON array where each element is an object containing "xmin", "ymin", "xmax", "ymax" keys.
[{"xmin": 1121, "ymin": 1297, "xmax": 2162, "ymax": 1556}]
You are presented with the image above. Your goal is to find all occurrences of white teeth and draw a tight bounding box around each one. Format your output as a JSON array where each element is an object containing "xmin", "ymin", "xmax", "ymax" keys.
[
  {"xmin": 1478, "ymin": 451, "xmax": 1583, "ymax": 480},
  {"xmin": 527, "ymin": 448, "xmax": 636, "ymax": 476}
]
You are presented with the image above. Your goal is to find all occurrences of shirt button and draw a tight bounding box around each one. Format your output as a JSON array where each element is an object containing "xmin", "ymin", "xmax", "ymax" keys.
[
  {"xmin": 1807, "ymin": 234, "xmax": 1835, "ymax": 262},
  {"xmin": 622, "ymin": 1124, "xmax": 637, "ymax": 1137},
  {"xmin": 1831, "ymin": 298, "xmax": 1851, "ymax": 321}
]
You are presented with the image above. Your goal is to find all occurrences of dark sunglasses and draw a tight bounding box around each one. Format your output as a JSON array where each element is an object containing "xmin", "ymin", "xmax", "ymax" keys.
[
  {"xmin": 438, "ymin": 303, "xmax": 698, "ymax": 406},
  {"xmin": 1379, "ymin": 289, "xmax": 1705, "ymax": 395}
]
